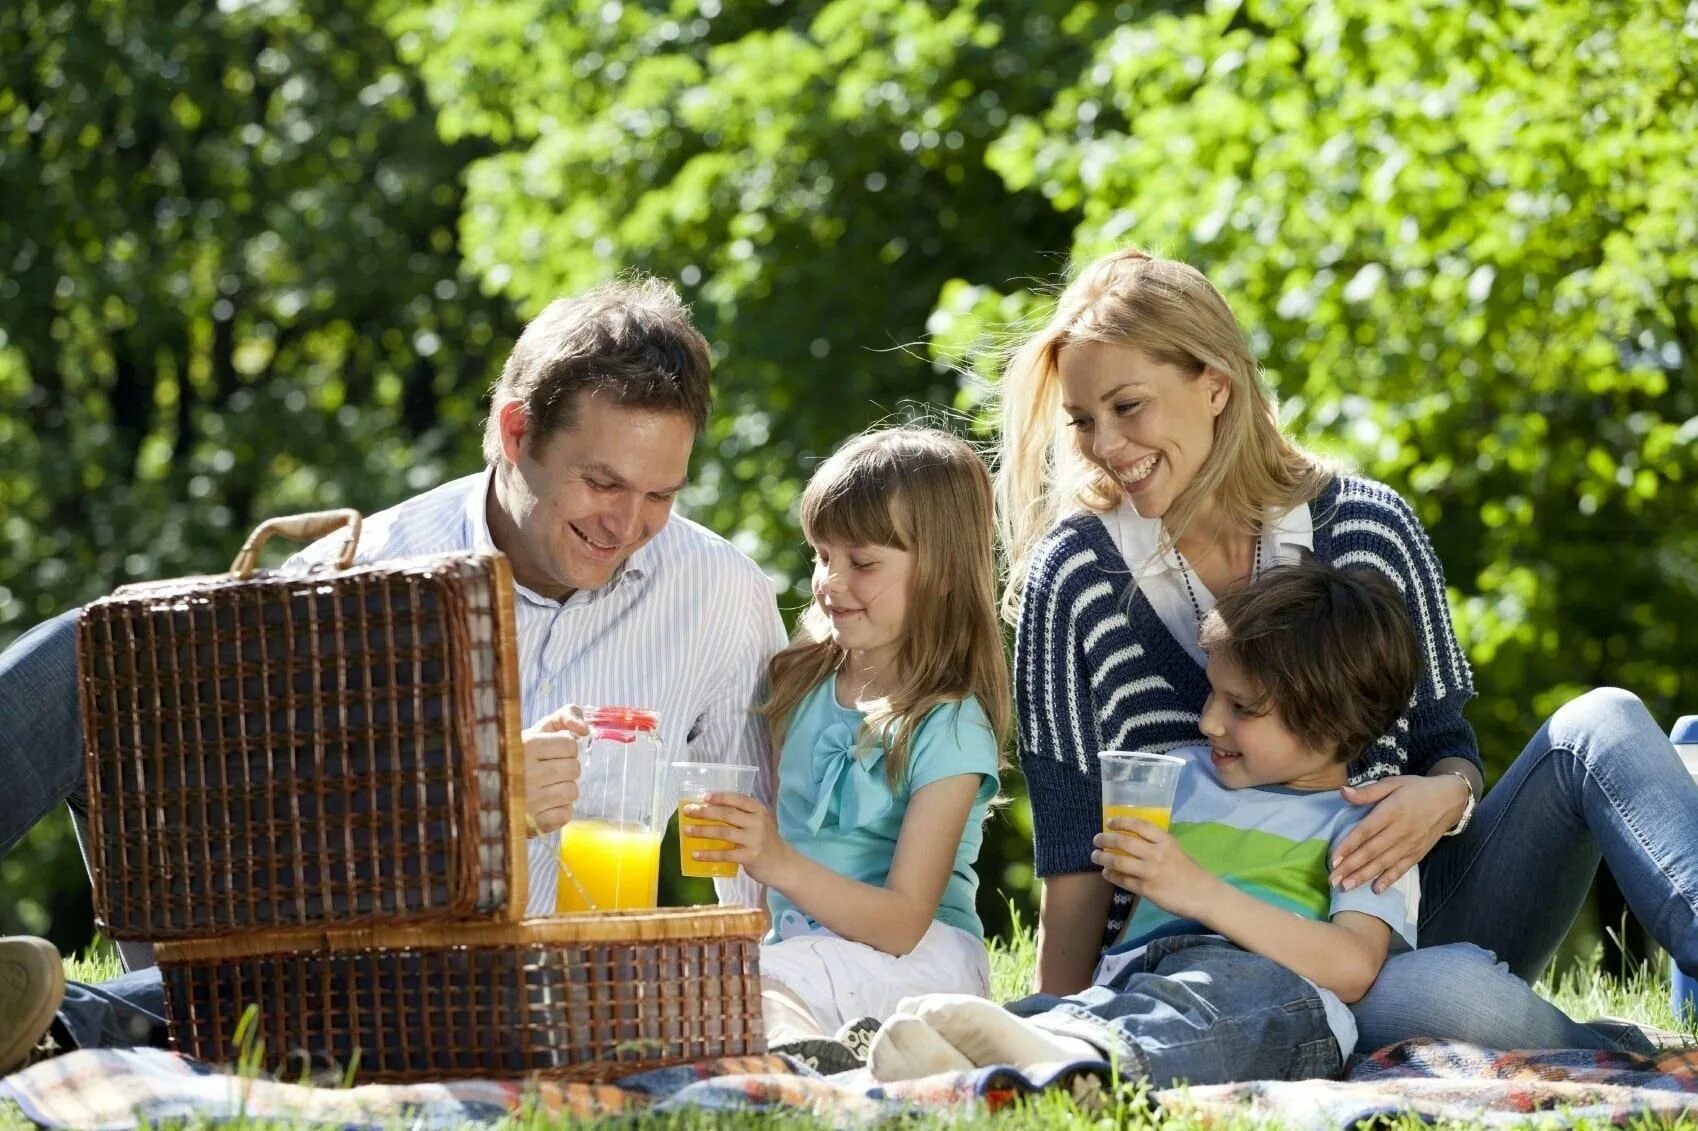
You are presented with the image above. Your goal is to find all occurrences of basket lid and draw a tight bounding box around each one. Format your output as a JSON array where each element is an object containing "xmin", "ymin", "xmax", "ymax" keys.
[
  {"xmin": 1673, "ymin": 715, "xmax": 1698, "ymax": 746},
  {"xmin": 154, "ymin": 907, "xmax": 769, "ymax": 962}
]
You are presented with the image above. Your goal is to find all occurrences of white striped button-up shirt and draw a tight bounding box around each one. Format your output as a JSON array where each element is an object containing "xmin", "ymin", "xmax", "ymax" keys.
[{"xmin": 286, "ymin": 468, "xmax": 786, "ymax": 913}]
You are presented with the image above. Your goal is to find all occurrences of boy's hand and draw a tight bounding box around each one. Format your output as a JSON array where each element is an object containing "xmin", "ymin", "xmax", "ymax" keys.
[
  {"xmin": 682, "ymin": 792, "xmax": 798, "ymax": 887},
  {"xmin": 520, "ymin": 706, "xmax": 587, "ymax": 835},
  {"xmin": 1091, "ymin": 818, "xmax": 1216, "ymax": 918}
]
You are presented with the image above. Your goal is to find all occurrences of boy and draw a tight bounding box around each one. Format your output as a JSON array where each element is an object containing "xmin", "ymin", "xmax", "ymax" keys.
[{"xmin": 868, "ymin": 558, "xmax": 1422, "ymax": 1085}]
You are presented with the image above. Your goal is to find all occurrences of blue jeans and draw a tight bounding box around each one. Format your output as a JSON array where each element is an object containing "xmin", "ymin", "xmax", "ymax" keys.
[
  {"xmin": 1006, "ymin": 935, "xmax": 1342, "ymax": 1086},
  {"xmin": 0, "ymin": 610, "xmax": 85, "ymax": 855},
  {"xmin": 0, "ymin": 610, "xmax": 155, "ymax": 971},
  {"xmin": 1351, "ymin": 687, "xmax": 1698, "ymax": 1050},
  {"xmin": 53, "ymin": 968, "xmax": 168, "ymax": 1052}
]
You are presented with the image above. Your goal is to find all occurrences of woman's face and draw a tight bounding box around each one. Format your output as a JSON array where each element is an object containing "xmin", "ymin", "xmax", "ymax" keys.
[{"xmin": 1057, "ymin": 341, "xmax": 1229, "ymax": 520}]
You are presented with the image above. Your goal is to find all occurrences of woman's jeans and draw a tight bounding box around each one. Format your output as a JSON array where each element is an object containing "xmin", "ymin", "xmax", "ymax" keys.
[{"xmin": 1351, "ymin": 687, "xmax": 1698, "ymax": 1051}]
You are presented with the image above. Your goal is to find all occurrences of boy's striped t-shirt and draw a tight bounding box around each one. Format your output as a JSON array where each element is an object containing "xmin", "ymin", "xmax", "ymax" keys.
[{"xmin": 1111, "ymin": 745, "xmax": 1420, "ymax": 955}]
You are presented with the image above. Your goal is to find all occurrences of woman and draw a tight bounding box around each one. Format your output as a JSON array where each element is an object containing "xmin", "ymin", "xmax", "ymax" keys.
[{"xmin": 997, "ymin": 246, "xmax": 1698, "ymax": 1051}]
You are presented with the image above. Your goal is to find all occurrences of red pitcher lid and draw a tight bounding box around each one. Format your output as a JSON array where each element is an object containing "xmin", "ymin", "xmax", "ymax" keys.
[{"xmin": 587, "ymin": 706, "xmax": 660, "ymax": 733}]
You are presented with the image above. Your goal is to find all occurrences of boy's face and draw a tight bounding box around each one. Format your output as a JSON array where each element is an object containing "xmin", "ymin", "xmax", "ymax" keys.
[{"xmin": 1199, "ymin": 652, "xmax": 1348, "ymax": 791}]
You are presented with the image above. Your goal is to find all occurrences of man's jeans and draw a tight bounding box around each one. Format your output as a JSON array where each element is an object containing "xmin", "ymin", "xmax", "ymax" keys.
[
  {"xmin": 53, "ymin": 969, "xmax": 168, "ymax": 1053},
  {"xmin": 0, "ymin": 609, "xmax": 155, "ymax": 971},
  {"xmin": 0, "ymin": 610, "xmax": 84, "ymax": 857},
  {"xmin": 1005, "ymin": 936, "xmax": 1342, "ymax": 1086},
  {"xmin": 1351, "ymin": 687, "xmax": 1698, "ymax": 1051}
]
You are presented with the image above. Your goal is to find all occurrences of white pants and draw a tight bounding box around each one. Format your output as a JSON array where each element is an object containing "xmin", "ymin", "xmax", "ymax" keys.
[{"xmin": 759, "ymin": 919, "xmax": 991, "ymax": 1033}]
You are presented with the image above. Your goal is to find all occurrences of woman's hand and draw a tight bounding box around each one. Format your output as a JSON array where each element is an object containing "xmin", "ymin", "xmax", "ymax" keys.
[
  {"xmin": 681, "ymin": 792, "xmax": 798, "ymax": 888},
  {"xmin": 1091, "ymin": 818, "xmax": 1218, "ymax": 919},
  {"xmin": 1332, "ymin": 774, "xmax": 1471, "ymax": 893}
]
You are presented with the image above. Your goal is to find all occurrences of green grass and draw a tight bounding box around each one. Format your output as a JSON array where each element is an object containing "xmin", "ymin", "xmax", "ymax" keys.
[{"xmin": 3, "ymin": 928, "xmax": 1694, "ymax": 1131}]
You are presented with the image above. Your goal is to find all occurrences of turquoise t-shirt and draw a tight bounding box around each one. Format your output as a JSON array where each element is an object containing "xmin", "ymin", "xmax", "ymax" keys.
[{"xmin": 766, "ymin": 679, "xmax": 1001, "ymax": 943}]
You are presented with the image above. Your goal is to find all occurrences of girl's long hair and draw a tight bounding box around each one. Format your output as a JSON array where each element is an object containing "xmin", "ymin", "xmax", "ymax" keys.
[
  {"xmin": 762, "ymin": 427, "xmax": 1011, "ymax": 787},
  {"xmin": 996, "ymin": 248, "xmax": 1334, "ymax": 620}
]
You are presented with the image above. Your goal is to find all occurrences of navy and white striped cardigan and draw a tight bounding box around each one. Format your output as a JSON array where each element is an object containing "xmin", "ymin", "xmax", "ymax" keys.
[{"xmin": 1014, "ymin": 475, "xmax": 1482, "ymax": 946}]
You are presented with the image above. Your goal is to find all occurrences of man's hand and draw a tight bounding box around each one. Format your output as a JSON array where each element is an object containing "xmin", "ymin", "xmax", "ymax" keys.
[
  {"xmin": 1331, "ymin": 773, "xmax": 1469, "ymax": 893},
  {"xmin": 521, "ymin": 706, "xmax": 587, "ymax": 836},
  {"xmin": 1091, "ymin": 818, "xmax": 1217, "ymax": 919},
  {"xmin": 682, "ymin": 792, "xmax": 797, "ymax": 887}
]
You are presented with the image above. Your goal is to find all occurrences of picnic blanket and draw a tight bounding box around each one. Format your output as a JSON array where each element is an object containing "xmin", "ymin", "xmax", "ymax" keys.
[
  {"xmin": 5, "ymin": 1040, "xmax": 1698, "ymax": 1129},
  {"xmin": 1164, "ymin": 1041, "xmax": 1698, "ymax": 1129},
  {"xmin": 0, "ymin": 1049, "xmax": 1108, "ymax": 1129}
]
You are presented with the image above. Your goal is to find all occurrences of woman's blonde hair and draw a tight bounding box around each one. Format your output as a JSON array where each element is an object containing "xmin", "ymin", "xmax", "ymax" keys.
[
  {"xmin": 997, "ymin": 247, "xmax": 1333, "ymax": 619},
  {"xmin": 762, "ymin": 427, "xmax": 1012, "ymax": 787}
]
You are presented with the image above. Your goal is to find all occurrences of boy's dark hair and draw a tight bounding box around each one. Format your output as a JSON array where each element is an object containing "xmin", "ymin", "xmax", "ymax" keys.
[
  {"xmin": 1198, "ymin": 557, "xmax": 1421, "ymax": 764},
  {"xmin": 481, "ymin": 273, "xmax": 712, "ymax": 462}
]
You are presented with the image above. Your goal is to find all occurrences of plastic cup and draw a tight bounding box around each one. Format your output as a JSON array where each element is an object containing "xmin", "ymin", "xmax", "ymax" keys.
[
  {"xmin": 672, "ymin": 762, "xmax": 760, "ymax": 879},
  {"xmin": 1099, "ymin": 751, "xmax": 1185, "ymax": 847}
]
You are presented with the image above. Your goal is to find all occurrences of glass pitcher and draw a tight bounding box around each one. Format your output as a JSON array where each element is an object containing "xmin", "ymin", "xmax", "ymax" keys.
[{"xmin": 556, "ymin": 707, "xmax": 667, "ymax": 913}]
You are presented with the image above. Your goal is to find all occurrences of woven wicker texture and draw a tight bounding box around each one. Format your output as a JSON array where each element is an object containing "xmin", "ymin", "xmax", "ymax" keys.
[
  {"xmin": 77, "ymin": 548, "xmax": 527, "ymax": 939},
  {"xmin": 156, "ymin": 910, "xmax": 768, "ymax": 1082}
]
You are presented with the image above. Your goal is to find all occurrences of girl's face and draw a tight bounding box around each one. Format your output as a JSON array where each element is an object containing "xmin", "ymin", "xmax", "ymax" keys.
[
  {"xmin": 810, "ymin": 537, "xmax": 914, "ymax": 677},
  {"xmin": 1198, "ymin": 651, "xmax": 1345, "ymax": 791},
  {"xmin": 1058, "ymin": 341, "xmax": 1229, "ymax": 520}
]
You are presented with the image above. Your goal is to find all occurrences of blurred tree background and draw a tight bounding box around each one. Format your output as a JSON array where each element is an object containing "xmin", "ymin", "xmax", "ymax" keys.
[{"xmin": 2, "ymin": 0, "xmax": 1694, "ymax": 976}]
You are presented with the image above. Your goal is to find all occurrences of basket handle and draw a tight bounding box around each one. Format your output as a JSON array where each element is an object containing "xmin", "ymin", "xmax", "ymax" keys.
[{"xmin": 229, "ymin": 509, "xmax": 364, "ymax": 580}]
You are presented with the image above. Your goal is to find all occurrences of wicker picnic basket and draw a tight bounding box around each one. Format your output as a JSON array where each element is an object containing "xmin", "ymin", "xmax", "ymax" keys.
[
  {"xmin": 154, "ymin": 909, "xmax": 769, "ymax": 1082},
  {"xmin": 75, "ymin": 510, "xmax": 528, "ymax": 939}
]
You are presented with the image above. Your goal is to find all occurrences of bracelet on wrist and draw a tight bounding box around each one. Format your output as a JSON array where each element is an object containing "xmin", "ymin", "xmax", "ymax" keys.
[{"xmin": 1439, "ymin": 769, "xmax": 1477, "ymax": 837}]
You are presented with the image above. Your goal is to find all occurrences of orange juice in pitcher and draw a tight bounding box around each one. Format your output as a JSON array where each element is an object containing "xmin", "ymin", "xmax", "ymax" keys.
[{"xmin": 557, "ymin": 819, "xmax": 663, "ymax": 910}]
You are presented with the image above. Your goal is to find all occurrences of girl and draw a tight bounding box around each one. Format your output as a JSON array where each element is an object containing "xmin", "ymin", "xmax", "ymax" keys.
[{"xmin": 682, "ymin": 426, "xmax": 1010, "ymax": 1051}]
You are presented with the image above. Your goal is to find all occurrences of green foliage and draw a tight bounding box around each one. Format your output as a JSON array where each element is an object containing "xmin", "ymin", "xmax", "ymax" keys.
[{"xmin": 391, "ymin": 0, "xmax": 1086, "ymax": 586}]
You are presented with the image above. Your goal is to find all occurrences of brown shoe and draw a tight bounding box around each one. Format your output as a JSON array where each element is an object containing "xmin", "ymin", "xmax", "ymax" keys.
[{"xmin": 0, "ymin": 937, "xmax": 64, "ymax": 1076}]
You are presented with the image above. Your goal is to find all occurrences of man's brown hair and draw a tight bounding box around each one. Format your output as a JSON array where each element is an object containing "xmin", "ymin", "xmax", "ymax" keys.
[
  {"xmin": 481, "ymin": 274, "xmax": 712, "ymax": 462},
  {"xmin": 1198, "ymin": 557, "xmax": 1420, "ymax": 764}
]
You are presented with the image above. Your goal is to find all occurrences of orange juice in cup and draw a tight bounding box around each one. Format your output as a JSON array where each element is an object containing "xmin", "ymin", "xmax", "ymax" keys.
[
  {"xmin": 1099, "ymin": 751, "xmax": 1185, "ymax": 849},
  {"xmin": 671, "ymin": 761, "xmax": 759, "ymax": 879},
  {"xmin": 1101, "ymin": 803, "xmax": 1174, "ymax": 833}
]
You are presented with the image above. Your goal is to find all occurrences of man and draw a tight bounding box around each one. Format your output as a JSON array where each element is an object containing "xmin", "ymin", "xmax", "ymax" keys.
[{"xmin": 0, "ymin": 275, "xmax": 786, "ymax": 1069}]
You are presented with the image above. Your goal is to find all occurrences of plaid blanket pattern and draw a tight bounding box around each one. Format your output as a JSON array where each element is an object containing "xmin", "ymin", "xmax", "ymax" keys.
[
  {"xmin": 1163, "ymin": 1040, "xmax": 1698, "ymax": 1129},
  {"xmin": 4, "ymin": 1040, "xmax": 1697, "ymax": 1129},
  {"xmin": 0, "ymin": 1048, "xmax": 1106, "ymax": 1129}
]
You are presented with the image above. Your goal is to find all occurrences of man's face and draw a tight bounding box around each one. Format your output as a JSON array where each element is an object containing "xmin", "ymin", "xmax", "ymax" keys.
[{"xmin": 492, "ymin": 393, "xmax": 695, "ymax": 598}]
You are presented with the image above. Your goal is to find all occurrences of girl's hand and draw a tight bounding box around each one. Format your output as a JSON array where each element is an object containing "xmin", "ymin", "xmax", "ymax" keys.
[
  {"xmin": 1331, "ymin": 774, "xmax": 1471, "ymax": 893},
  {"xmin": 1090, "ymin": 818, "xmax": 1216, "ymax": 919},
  {"xmin": 681, "ymin": 792, "xmax": 797, "ymax": 887}
]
